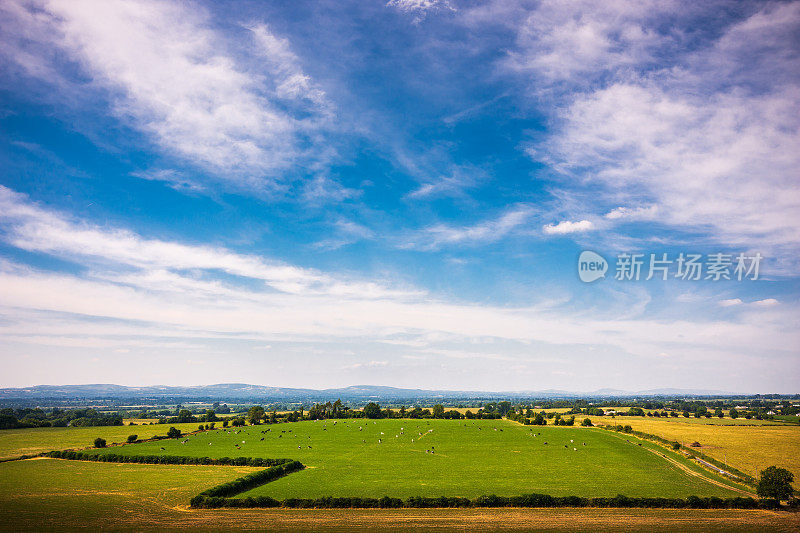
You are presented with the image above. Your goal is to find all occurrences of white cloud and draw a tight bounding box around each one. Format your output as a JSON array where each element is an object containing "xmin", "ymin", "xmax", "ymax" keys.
[
  {"xmin": 248, "ymin": 23, "xmax": 329, "ymax": 109},
  {"xmin": 2, "ymin": 0, "xmax": 330, "ymax": 189},
  {"xmin": 405, "ymin": 165, "xmax": 486, "ymax": 200},
  {"xmin": 3, "ymin": 187, "xmax": 794, "ymax": 364},
  {"xmin": 753, "ymin": 298, "xmax": 779, "ymax": 307},
  {"xmin": 387, "ymin": 0, "xmax": 455, "ymax": 22},
  {"xmin": 505, "ymin": 0, "xmax": 674, "ymax": 83},
  {"xmin": 516, "ymin": 2, "xmax": 800, "ymax": 257},
  {"xmin": 404, "ymin": 206, "xmax": 534, "ymax": 250},
  {"xmin": 342, "ymin": 360, "xmax": 389, "ymax": 370},
  {"xmin": 541, "ymin": 83, "xmax": 800, "ymax": 249},
  {"xmin": 719, "ymin": 298, "xmax": 743, "ymax": 307},
  {"xmin": 0, "ymin": 185, "xmax": 416, "ymax": 300},
  {"xmin": 542, "ymin": 219, "xmax": 595, "ymax": 235},
  {"xmin": 301, "ymin": 175, "xmax": 360, "ymax": 206},
  {"xmin": 605, "ymin": 206, "xmax": 658, "ymax": 221},
  {"xmin": 313, "ymin": 219, "xmax": 375, "ymax": 251},
  {"xmin": 129, "ymin": 169, "xmax": 206, "ymax": 193}
]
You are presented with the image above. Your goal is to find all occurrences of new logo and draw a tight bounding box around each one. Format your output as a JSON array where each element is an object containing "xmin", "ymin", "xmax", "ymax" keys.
[{"xmin": 578, "ymin": 251, "xmax": 607, "ymax": 283}]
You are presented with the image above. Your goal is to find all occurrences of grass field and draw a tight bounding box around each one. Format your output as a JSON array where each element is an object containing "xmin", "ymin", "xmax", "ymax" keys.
[
  {"xmin": 1, "ymin": 419, "xmax": 795, "ymax": 532},
  {"xmin": 0, "ymin": 458, "xmax": 795, "ymax": 532},
  {"xmin": 89, "ymin": 418, "xmax": 745, "ymax": 499},
  {"xmin": 0, "ymin": 422, "xmax": 205, "ymax": 460},
  {"xmin": 595, "ymin": 417, "xmax": 800, "ymax": 484}
]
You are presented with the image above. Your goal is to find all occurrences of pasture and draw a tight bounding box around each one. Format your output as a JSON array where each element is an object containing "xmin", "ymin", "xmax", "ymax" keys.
[
  {"xmin": 596, "ymin": 417, "xmax": 800, "ymax": 484},
  {"xmin": 0, "ymin": 422, "xmax": 206, "ymax": 460},
  {"xmin": 91, "ymin": 418, "xmax": 745, "ymax": 499}
]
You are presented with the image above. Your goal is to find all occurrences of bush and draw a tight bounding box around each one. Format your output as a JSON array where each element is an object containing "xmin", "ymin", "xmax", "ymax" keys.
[
  {"xmin": 672, "ymin": 442, "xmax": 681, "ymax": 450},
  {"xmin": 127, "ymin": 434, "xmax": 138, "ymax": 443},
  {"xmin": 93, "ymin": 437, "xmax": 106, "ymax": 448},
  {"xmin": 166, "ymin": 427, "xmax": 182, "ymax": 439},
  {"xmin": 757, "ymin": 466, "xmax": 795, "ymax": 501}
]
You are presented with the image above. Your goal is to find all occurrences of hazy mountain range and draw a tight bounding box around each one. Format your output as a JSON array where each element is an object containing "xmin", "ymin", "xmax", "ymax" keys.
[{"xmin": 0, "ymin": 383, "xmax": 743, "ymax": 402}]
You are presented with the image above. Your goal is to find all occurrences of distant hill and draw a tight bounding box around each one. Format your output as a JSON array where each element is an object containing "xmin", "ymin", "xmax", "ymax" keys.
[{"xmin": 0, "ymin": 383, "xmax": 744, "ymax": 402}]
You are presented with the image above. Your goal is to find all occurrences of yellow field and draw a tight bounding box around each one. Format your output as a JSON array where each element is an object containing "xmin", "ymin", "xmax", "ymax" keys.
[{"xmin": 595, "ymin": 417, "xmax": 800, "ymax": 483}]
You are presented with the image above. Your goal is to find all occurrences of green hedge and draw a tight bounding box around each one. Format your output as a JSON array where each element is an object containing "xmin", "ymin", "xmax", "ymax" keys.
[
  {"xmin": 190, "ymin": 492, "xmax": 773, "ymax": 509},
  {"xmin": 194, "ymin": 460, "xmax": 303, "ymax": 500},
  {"xmin": 45, "ymin": 450, "xmax": 292, "ymax": 468}
]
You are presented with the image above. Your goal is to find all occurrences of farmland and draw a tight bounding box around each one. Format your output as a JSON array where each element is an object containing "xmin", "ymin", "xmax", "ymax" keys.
[
  {"xmin": 87, "ymin": 419, "xmax": 746, "ymax": 499},
  {"xmin": 2, "ymin": 416, "xmax": 798, "ymax": 532},
  {"xmin": 0, "ymin": 422, "xmax": 207, "ymax": 460},
  {"xmin": 595, "ymin": 416, "xmax": 800, "ymax": 484},
  {"xmin": 0, "ymin": 458, "xmax": 796, "ymax": 533}
]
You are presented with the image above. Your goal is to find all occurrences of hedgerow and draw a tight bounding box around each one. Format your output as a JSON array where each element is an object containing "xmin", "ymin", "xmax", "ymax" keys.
[{"xmin": 44, "ymin": 450, "xmax": 292, "ymax": 467}]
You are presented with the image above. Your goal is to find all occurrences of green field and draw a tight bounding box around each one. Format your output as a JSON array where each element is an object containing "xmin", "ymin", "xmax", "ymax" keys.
[
  {"xmin": 89, "ymin": 418, "xmax": 745, "ymax": 499},
  {"xmin": 0, "ymin": 422, "xmax": 206, "ymax": 460}
]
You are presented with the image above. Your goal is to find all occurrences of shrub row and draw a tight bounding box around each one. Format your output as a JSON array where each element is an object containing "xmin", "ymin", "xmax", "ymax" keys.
[
  {"xmin": 45, "ymin": 450, "xmax": 292, "ymax": 468},
  {"xmin": 0, "ymin": 454, "xmax": 38, "ymax": 463},
  {"xmin": 190, "ymin": 492, "xmax": 777, "ymax": 510},
  {"xmin": 191, "ymin": 461, "xmax": 304, "ymax": 505}
]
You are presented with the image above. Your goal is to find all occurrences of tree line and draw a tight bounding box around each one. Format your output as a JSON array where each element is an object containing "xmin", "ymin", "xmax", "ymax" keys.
[{"xmin": 0, "ymin": 407, "xmax": 122, "ymax": 429}]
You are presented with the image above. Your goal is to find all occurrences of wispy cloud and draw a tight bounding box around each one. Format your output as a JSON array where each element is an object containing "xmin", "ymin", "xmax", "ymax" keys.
[
  {"xmin": 404, "ymin": 164, "xmax": 486, "ymax": 200},
  {"xmin": 0, "ymin": 185, "xmax": 413, "ymax": 300},
  {"xmin": 0, "ymin": 188, "xmax": 797, "ymax": 390},
  {"xmin": 510, "ymin": 1, "xmax": 800, "ymax": 256},
  {"xmin": 387, "ymin": 0, "xmax": 455, "ymax": 23},
  {"xmin": 1, "ymin": 0, "xmax": 331, "ymax": 191},
  {"xmin": 504, "ymin": 0, "xmax": 677, "ymax": 85},
  {"xmin": 313, "ymin": 219, "xmax": 375, "ymax": 251},
  {"xmin": 403, "ymin": 206, "xmax": 534, "ymax": 250}
]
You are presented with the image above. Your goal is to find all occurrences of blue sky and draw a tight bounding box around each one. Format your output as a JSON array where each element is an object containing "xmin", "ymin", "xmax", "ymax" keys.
[{"xmin": 0, "ymin": 0, "xmax": 798, "ymax": 392}]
